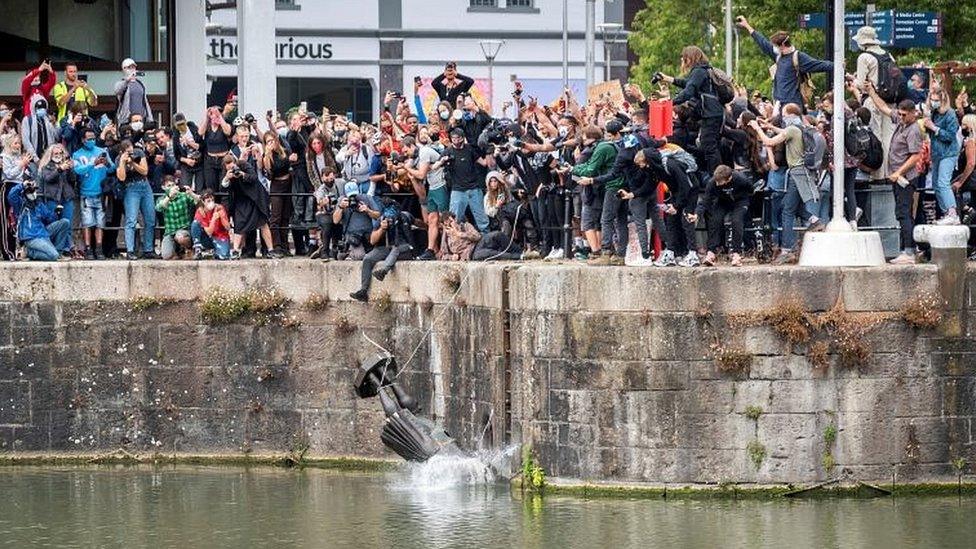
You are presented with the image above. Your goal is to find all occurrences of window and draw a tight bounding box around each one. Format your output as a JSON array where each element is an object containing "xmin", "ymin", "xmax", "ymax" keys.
[
  {"xmin": 507, "ymin": 0, "xmax": 534, "ymax": 8},
  {"xmin": 468, "ymin": 0, "xmax": 537, "ymax": 13},
  {"xmin": 276, "ymin": 0, "xmax": 301, "ymax": 10},
  {"xmin": 469, "ymin": 0, "xmax": 498, "ymax": 7}
]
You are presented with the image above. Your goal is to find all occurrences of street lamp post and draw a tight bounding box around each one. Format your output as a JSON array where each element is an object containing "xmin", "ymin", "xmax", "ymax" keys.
[
  {"xmin": 479, "ymin": 40, "xmax": 504, "ymax": 114},
  {"xmin": 596, "ymin": 23, "xmax": 623, "ymax": 82}
]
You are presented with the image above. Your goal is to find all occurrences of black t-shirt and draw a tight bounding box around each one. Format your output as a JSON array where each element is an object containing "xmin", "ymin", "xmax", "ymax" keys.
[
  {"xmin": 122, "ymin": 148, "xmax": 147, "ymax": 183},
  {"xmin": 445, "ymin": 144, "xmax": 481, "ymax": 191}
]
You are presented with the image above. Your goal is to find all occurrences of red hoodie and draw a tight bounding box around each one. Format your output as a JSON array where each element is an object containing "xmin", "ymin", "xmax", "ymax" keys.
[{"xmin": 21, "ymin": 67, "xmax": 57, "ymax": 116}]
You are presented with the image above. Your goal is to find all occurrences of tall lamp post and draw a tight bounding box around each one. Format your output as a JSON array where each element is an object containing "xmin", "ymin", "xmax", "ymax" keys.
[
  {"xmin": 479, "ymin": 40, "xmax": 504, "ymax": 114},
  {"xmin": 596, "ymin": 23, "xmax": 623, "ymax": 82},
  {"xmin": 798, "ymin": 0, "xmax": 885, "ymax": 266}
]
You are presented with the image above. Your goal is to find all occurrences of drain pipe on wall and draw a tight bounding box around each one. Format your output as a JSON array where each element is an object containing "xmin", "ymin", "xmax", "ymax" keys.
[{"xmin": 914, "ymin": 225, "xmax": 970, "ymax": 337}]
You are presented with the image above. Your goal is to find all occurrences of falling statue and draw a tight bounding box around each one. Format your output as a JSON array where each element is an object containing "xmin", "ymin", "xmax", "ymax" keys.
[{"xmin": 354, "ymin": 352, "xmax": 458, "ymax": 462}]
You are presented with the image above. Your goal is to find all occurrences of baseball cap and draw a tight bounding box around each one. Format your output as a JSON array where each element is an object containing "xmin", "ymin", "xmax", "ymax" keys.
[
  {"xmin": 121, "ymin": 58, "xmax": 137, "ymax": 69},
  {"xmin": 344, "ymin": 181, "xmax": 359, "ymax": 197},
  {"xmin": 445, "ymin": 61, "xmax": 457, "ymax": 69},
  {"xmin": 605, "ymin": 119, "xmax": 624, "ymax": 135}
]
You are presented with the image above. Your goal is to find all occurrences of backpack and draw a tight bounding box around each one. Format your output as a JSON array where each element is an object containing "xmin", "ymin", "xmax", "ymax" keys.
[
  {"xmin": 846, "ymin": 121, "xmax": 883, "ymax": 171},
  {"xmin": 770, "ymin": 51, "xmax": 815, "ymax": 106},
  {"xmin": 797, "ymin": 125, "xmax": 820, "ymax": 171},
  {"xmin": 871, "ymin": 52, "xmax": 906, "ymax": 104},
  {"xmin": 708, "ymin": 68, "xmax": 736, "ymax": 105}
]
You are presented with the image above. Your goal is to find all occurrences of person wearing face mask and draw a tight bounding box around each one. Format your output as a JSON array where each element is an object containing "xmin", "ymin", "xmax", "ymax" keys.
[
  {"xmin": 458, "ymin": 95, "xmax": 492, "ymax": 147},
  {"xmin": 114, "ymin": 58, "xmax": 152, "ymax": 125},
  {"xmin": 336, "ymin": 129, "xmax": 373, "ymax": 191},
  {"xmin": 20, "ymin": 98, "xmax": 59, "ymax": 160},
  {"xmin": 922, "ymin": 88, "xmax": 961, "ymax": 225},
  {"xmin": 430, "ymin": 101, "xmax": 454, "ymax": 144},
  {"xmin": 37, "ymin": 144, "xmax": 78, "ymax": 253},
  {"xmin": 155, "ymin": 175, "xmax": 201, "ymax": 259},
  {"xmin": 198, "ymin": 106, "xmax": 232, "ymax": 194},
  {"xmin": 21, "ymin": 60, "xmax": 56, "ymax": 117},
  {"xmin": 191, "ymin": 190, "xmax": 231, "ymax": 260},
  {"xmin": 72, "ymin": 128, "xmax": 114, "ymax": 259},
  {"xmin": 7, "ymin": 177, "xmax": 71, "ymax": 261}
]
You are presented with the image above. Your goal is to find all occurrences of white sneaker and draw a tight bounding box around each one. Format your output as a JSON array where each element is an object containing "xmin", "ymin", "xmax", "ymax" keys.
[
  {"xmin": 652, "ymin": 249, "xmax": 676, "ymax": 267},
  {"xmin": 678, "ymin": 251, "xmax": 700, "ymax": 267},
  {"xmin": 627, "ymin": 256, "xmax": 655, "ymax": 267},
  {"xmin": 935, "ymin": 213, "xmax": 960, "ymax": 226},
  {"xmin": 849, "ymin": 219, "xmax": 859, "ymax": 231},
  {"xmin": 545, "ymin": 247, "xmax": 565, "ymax": 261}
]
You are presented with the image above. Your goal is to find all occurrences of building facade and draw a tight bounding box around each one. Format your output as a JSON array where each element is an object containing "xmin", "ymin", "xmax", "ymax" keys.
[{"xmin": 199, "ymin": 0, "xmax": 631, "ymax": 122}]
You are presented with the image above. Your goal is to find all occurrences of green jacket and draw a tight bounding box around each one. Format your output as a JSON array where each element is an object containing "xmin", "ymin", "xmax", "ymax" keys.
[{"xmin": 572, "ymin": 140, "xmax": 623, "ymax": 191}]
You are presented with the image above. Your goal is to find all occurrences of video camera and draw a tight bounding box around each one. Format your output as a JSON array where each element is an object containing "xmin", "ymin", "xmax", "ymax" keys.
[{"xmin": 651, "ymin": 72, "xmax": 665, "ymax": 85}]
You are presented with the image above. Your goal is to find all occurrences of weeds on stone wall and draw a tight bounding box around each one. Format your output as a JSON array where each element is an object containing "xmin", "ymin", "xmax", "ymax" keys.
[
  {"xmin": 747, "ymin": 439, "xmax": 766, "ymax": 470},
  {"xmin": 822, "ymin": 423, "xmax": 838, "ymax": 473},
  {"xmin": 334, "ymin": 315, "xmax": 357, "ymax": 338},
  {"xmin": 302, "ymin": 293, "xmax": 331, "ymax": 312},
  {"xmin": 901, "ymin": 292, "xmax": 945, "ymax": 329},
  {"xmin": 807, "ymin": 341, "xmax": 830, "ymax": 370},
  {"xmin": 520, "ymin": 445, "xmax": 547, "ymax": 491},
  {"xmin": 442, "ymin": 269, "xmax": 463, "ymax": 294},
  {"xmin": 744, "ymin": 405, "xmax": 763, "ymax": 421},
  {"xmin": 199, "ymin": 287, "xmax": 289, "ymax": 326},
  {"xmin": 129, "ymin": 295, "xmax": 175, "ymax": 312},
  {"xmin": 374, "ymin": 291, "xmax": 393, "ymax": 313},
  {"xmin": 711, "ymin": 343, "xmax": 753, "ymax": 373}
]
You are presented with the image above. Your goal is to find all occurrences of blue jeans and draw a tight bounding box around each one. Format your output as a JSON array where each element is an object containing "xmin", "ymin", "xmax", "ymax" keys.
[
  {"xmin": 191, "ymin": 220, "xmax": 231, "ymax": 259},
  {"xmin": 123, "ymin": 180, "xmax": 156, "ymax": 254},
  {"xmin": 781, "ymin": 180, "xmax": 817, "ymax": 250},
  {"xmin": 24, "ymin": 219, "xmax": 71, "ymax": 261},
  {"xmin": 44, "ymin": 199, "xmax": 74, "ymax": 248},
  {"xmin": 770, "ymin": 190, "xmax": 785, "ymax": 247},
  {"xmin": 933, "ymin": 156, "xmax": 959, "ymax": 215},
  {"xmin": 449, "ymin": 188, "xmax": 489, "ymax": 233}
]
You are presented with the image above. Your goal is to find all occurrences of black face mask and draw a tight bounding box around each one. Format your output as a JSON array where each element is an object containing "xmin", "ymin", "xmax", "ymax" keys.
[{"xmin": 963, "ymin": 128, "xmax": 971, "ymax": 138}]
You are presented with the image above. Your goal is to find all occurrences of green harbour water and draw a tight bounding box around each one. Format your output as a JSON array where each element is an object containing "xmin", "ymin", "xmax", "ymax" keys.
[{"xmin": 0, "ymin": 465, "xmax": 974, "ymax": 549}]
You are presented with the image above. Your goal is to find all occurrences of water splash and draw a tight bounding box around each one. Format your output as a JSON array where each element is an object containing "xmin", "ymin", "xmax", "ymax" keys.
[{"xmin": 390, "ymin": 445, "xmax": 520, "ymax": 492}]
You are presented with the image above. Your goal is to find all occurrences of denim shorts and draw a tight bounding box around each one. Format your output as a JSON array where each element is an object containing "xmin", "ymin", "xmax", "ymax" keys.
[{"xmin": 80, "ymin": 196, "xmax": 105, "ymax": 229}]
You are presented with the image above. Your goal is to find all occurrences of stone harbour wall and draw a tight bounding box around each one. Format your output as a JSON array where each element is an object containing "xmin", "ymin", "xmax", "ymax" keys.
[{"xmin": 0, "ymin": 261, "xmax": 974, "ymax": 486}]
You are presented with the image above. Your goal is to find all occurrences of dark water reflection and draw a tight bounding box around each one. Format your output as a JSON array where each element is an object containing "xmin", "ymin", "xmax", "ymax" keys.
[{"xmin": 0, "ymin": 466, "xmax": 973, "ymax": 548}]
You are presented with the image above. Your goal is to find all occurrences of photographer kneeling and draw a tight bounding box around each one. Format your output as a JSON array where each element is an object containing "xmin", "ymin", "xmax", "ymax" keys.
[
  {"xmin": 155, "ymin": 175, "xmax": 200, "ymax": 259},
  {"xmin": 696, "ymin": 165, "xmax": 754, "ymax": 267},
  {"xmin": 6, "ymin": 178, "xmax": 71, "ymax": 260},
  {"xmin": 350, "ymin": 201, "xmax": 415, "ymax": 302},
  {"xmin": 333, "ymin": 181, "xmax": 380, "ymax": 261}
]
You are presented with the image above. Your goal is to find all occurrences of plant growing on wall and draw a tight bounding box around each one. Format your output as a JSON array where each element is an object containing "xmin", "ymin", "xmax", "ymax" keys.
[
  {"xmin": 747, "ymin": 439, "xmax": 766, "ymax": 470},
  {"xmin": 521, "ymin": 445, "xmax": 546, "ymax": 491}
]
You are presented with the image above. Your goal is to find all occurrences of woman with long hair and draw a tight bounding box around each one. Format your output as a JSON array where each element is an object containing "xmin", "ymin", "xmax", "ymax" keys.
[
  {"xmin": 1, "ymin": 133, "xmax": 35, "ymax": 259},
  {"xmin": 198, "ymin": 106, "xmax": 232, "ymax": 193},
  {"xmin": 222, "ymin": 153, "xmax": 278, "ymax": 259},
  {"xmin": 659, "ymin": 45, "xmax": 725, "ymax": 173},
  {"xmin": 261, "ymin": 130, "xmax": 292, "ymax": 254},
  {"xmin": 483, "ymin": 170, "xmax": 512, "ymax": 230},
  {"xmin": 37, "ymin": 143, "xmax": 78, "ymax": 253}
]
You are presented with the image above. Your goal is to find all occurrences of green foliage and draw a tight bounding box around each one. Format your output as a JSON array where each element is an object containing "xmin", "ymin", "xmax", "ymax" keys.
[
  {"xmin": 129, "ymin": 295, "xmax": 171, "ymax": 312},
  {"xmin": 199, "ymin": 287, "xmax": 288, "ymax": 325},
  {"xmin": 745, "ymin": 405, "xmax": 763, "ymax": 421},
  {"xmin": 629, "ymin": 0, "xmax": 976, "ymax": 98},
  {"xmin": 822, "ymin": 423, "xmax": 838, "ymax": 473},
  {"xmin": 521, "ymin": 446, "xmax": 547, "ymax": 491},
  {"xmin": 823, "ymin": 424, "xmax": 838, "ymax": 447},
  {"xmin": 747, "ymin": 439, "xmax": 767, "ymax": 470},
  {"xmin": 952, "ymin": 457, "xmax": 968, "ymax": 473}
]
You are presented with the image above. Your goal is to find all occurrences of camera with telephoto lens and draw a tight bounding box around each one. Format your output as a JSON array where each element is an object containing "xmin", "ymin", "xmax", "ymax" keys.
[
  {"xmin": 244, "ymin": 113, "xmax": 256, "ymax": 124},
  {"xmin": 513, "ymin": 187, "xmax": 528, "ymax": 201},
  {"xmin": 347, "ymin": 194, "xmax": 359, "ymax": 210},
  {"xmin": 22, "ymin": 180, "xmax": 37, "ymax": 195},
  {"xmin": 651, "ymin": 72, "xmax": 664, "ymax": 85}
]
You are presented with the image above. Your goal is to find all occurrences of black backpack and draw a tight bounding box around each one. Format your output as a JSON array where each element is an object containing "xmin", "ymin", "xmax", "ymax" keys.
[
  {"xmin": 708, "ymin": 68, "xmax": 736, "ymax": 105},
  {"xmin": 798, "ymin": 125, "xmax": 821, "ymax": 171},
  {"xmin": 871, "ymin": 52, "xmax": 906, "ymax": 104},
  {"xmin": 845, "ymin": 120, "xmax": 883, "ymax": 171}
]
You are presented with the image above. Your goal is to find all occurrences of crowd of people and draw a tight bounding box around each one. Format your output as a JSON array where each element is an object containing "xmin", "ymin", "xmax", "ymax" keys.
[{"xmin": 3, "ymin": 19, "xmax": 976, "ymax": 300}]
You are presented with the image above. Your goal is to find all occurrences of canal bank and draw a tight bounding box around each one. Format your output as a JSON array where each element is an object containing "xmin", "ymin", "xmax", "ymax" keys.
[{"xmin": 0, "ymin": 261, "xmax": 974, "ymax": 489}]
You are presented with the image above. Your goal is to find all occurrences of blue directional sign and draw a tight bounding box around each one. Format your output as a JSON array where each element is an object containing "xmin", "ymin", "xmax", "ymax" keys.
[{"xmin": 799, "ymin": 11, "xmax": 942, "ymax": 49}]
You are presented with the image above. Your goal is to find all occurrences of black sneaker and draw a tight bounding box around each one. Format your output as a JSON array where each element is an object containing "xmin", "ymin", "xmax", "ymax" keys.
[
  {"xmin": 372, "ymin": 267, "xmax": 389, "ymax": 281},
  {"xmin": 266, "ymin": 250, "xmax": 284, "ymax": 259},
  {"xmin": 127, "ymin": 252, "xmax": 139, "ymax": 261},
  {"xmin": 193, "ymin": 246, "xmax": 204, "ymax": 260},
  {"xmin": 84, "ymin": 248, "xmax": 95, "ymax": 260},
  {"xmin": 94, "ymin": 249, "xmax": 105, "ymax": 261},
  {"xmin": 141, "ymin": 252, "xmax": 158, "ymax": 260},
  {"xmin": 350, "ymin": 289, "xmax": 368, "ymax": 302},
  {"xmin": 417, "ymin": 249, "xmax": 436, "ymax": 261}
]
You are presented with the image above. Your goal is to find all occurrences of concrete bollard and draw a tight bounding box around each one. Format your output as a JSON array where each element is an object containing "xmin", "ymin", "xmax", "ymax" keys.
[{"xmin": 913, "ymin": 225, "xmax": 969, "ymax": 337}]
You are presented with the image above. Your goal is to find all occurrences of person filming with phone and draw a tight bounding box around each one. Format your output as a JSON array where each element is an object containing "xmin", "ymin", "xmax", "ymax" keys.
[
  {"xmin": 114, "ymin": 58, "xmax": 152, "ymax": 125},
  {"xmin": 53, "ymin": 63, "xmax": 98, "ymax": 124}
]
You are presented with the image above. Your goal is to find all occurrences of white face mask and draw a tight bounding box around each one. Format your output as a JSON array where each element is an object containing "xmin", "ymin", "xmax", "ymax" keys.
[
  {"xmin": 26, "ymin": 192, "xmax": 37, "ymax": 201},
  {"xmin": 558, "ymin": 126, "xmax": 569, "ymax": 137},
  {"xmin": 131, "ymin": 121, "xmax": 143, "ymax": 132}
]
